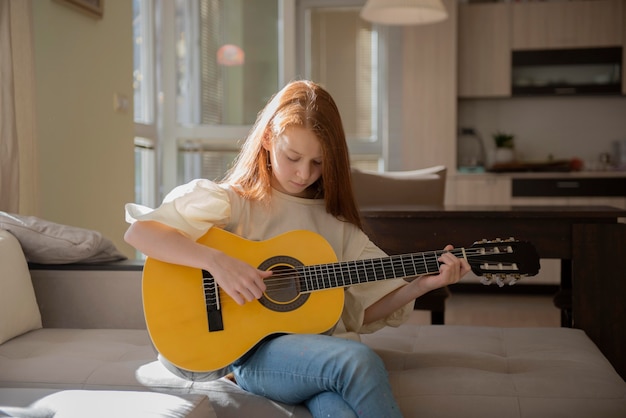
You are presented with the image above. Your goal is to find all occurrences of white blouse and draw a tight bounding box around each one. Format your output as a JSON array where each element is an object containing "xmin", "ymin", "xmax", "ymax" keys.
[{"xmin": 126, "ymin": 179, "xmax": 413, "ymax": 337}]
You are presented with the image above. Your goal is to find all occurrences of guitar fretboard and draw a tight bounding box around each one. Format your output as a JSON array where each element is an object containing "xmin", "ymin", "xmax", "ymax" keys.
[{"xmin": 297, "ymin": 249, "xmax": 465, "ymax": 292}]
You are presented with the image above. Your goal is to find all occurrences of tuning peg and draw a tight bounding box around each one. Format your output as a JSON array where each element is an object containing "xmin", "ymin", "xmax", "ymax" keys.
[
  {"xmin": 508, "ymin": 274, "xmax": 524, "ymax": 286},
  {"xmin": 496, "ymin": 274, "xmax": 506, "ymax": 287},
  {"xmin": 480, "ymin": 274, "xmax": 493, "ymax": 285}
]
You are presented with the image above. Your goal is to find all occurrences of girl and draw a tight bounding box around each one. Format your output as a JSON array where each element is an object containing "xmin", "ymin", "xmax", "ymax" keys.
[{"xmin": 125, "ymin": 80, "xmax": 470, "ymax": 418}]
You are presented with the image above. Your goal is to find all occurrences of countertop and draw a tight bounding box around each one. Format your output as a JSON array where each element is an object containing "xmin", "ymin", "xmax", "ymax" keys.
[{"xmin": 452, "ymin": 170, "xmax": 626, "ymax": 179}]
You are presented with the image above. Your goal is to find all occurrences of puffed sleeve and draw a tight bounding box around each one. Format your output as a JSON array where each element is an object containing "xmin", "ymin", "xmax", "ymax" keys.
[
  {"xmin": 125, "ymin": 179, "xmax": 231, "ymax": 241},
  {"xmin": 340, "ymin": 240, "xmax": 413, "ymax": 334}
]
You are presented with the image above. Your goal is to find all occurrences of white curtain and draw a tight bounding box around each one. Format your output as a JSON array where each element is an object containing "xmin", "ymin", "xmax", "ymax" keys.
[{"xmin": 0, "ymin": 0, "xmax": 38, "ymax": 214}]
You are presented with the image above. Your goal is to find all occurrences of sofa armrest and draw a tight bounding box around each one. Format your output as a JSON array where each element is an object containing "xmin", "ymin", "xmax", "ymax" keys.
[{"xmin": 29, "ymin": 261, "xmax": 146, "ymax": 329}]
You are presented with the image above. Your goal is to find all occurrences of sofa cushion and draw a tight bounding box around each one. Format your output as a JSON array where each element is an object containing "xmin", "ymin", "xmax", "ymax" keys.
[
  {"xmin": 0, "ymin": 229, "xmax": 42, "ymax": 345},
  {"xmin": 0, "ymin": 212, "xmax": 126, "ymax": 264},
  {"xmin": 2, "ymin": 325, "xmax": 625, "ymax": 417},
  {"xmin": 136, "ymin": 325, "xmax": 626, "ymax": 418},
  {"xmin": 0, "ymin": 329, "xmax": 154, "ymax": 390},
  {"xmin": 361, "ymin": 324, "xmax": 626, "ymax": 418},
  {"xmin": 136, "ymin": 360, "xmax": 312, "ymax": 418}
]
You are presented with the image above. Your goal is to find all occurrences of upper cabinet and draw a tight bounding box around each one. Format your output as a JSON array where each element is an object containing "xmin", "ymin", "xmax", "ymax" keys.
[
  {"xmin": 458, "ymin": 3, "xmax": 511, "ymax": 98},
  {"xmin": 512, "ymin": 0, "xmax": 623, "ymax": 50},
  {"xmin": 459, "ymin": 0, "xmax": 625, "ymax": 98}
]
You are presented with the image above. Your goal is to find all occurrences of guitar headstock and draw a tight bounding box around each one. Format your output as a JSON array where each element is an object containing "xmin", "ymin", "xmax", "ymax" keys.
[{"xmin": 468, "ymin": 238, "xmax": 540, "ymax": 287}]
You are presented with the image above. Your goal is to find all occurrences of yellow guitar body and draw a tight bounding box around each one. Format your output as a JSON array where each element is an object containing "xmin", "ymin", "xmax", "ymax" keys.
[
  {"xmin": 142, "ymin": 228, "xmax": 344, "ymax": 373},
  {"xmin": 143, "ymin": 228, "xmax": 541, "ymax": 373}
]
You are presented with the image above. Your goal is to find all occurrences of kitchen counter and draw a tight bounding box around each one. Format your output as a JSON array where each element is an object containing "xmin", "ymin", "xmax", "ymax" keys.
[
  {"xmin": 452, "ymin": 170, "xmax": 626, "ymax": 179},
  {"xmin": 447, "ymin": 171, "xmax": 626, "ymax": 208}
]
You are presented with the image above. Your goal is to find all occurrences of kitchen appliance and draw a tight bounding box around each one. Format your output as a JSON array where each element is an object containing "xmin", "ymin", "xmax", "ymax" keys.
[
  {"xmin": 512, "ymin": 47, "xmax": 622, "ymax": 96},
  {"xmin": 457, "ymin": 128, "xmax": 486, "ymax": 173}
]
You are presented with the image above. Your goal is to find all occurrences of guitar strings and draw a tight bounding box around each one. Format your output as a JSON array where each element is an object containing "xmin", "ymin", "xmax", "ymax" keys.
[
  {"xmin": 202, "ymin": 247, "xmax": 509, "ymax": 305},
  {"xmin": 203, "ymin": 248, "xmax": 498, "ymax": 292},
  {"xmin": 214, "ymin": 247, "xmax": 491, "ymax": 286}
]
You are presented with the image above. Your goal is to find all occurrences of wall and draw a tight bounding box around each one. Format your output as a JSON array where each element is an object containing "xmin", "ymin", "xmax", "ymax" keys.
[
  {"xmin": 32, "ymin": 0, "xmax": 135, "ymax": 257},
  {"xmin": 389, "ymin": 0, "xmax": 457, "ymax": 171},
  {"xmin": 459, "ymin": 97, "xmax": 626, "ymax": 169}
]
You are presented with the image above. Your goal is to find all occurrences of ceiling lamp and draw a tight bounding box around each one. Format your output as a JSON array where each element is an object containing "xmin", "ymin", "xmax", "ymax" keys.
[
  {"xmin": 360, "ymin": 0, "xmax": 448, "ymax": 26},
  {"xmin": 217, "ymin": 44, "xmax": 245, "ymax": 66}
]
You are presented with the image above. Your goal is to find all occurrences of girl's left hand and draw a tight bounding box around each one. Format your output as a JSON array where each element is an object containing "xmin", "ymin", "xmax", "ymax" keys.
[
  {"xmin": 415, "ymin": 245, "xmax": 471, "ymax": 292},
  {"xmin": 363, "ymin": 245, "xmax": 471, "ymax": 325}
]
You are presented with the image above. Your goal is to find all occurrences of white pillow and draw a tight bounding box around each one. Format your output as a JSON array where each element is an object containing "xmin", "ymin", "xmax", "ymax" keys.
[
  {"xmin": 0, "ymin": 229, "xmax": 42, "ymax": 344},
  {"xmin": 0, "ymin": 212, "xmax": 126, "ymax": 264},
  {"xmin": 0, "ymin": 406, "xmax": 54, "ymax": 418},
  {"xmin": 32, "ymin": 390, "xmax": 217, "ymax": 418}
]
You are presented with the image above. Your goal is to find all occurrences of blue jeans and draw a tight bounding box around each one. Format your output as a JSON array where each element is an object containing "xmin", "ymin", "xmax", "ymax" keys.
[{"xmin": 231, "ymin": 334, "xmax": 403, "ymax": 418}]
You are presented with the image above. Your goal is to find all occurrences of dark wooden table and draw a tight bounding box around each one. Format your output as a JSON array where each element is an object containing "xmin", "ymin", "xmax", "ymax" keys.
[{"xmin": 360, "ymin": 205, "xmax": 626, "ymax": 380}]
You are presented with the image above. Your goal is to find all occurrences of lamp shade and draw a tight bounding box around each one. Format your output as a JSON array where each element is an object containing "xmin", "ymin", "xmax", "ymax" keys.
[
  {"xmin": 217, "ymin": 44, "xmax": 245, "ymax": 66},
  {"xmin": 360, "ymin": 0, "xmax": 448, "ymax": 26}
]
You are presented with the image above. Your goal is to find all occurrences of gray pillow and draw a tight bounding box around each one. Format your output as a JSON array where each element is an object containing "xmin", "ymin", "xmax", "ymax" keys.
[{"xmin": 0, "ymin": 212, "xmax": 127, "ymax": 264}]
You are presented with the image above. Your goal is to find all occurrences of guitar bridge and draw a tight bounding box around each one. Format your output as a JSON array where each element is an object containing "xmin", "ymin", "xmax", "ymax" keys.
[{"xmin": 203, "ymin": 270, "xmax": 224, "ymax": 332}]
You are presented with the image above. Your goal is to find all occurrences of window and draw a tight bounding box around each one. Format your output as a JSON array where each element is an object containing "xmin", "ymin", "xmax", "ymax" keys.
[
  {"xmin": 175, "ymin": 0, "xmax": 280, "ymax": 126},
  {"xmin": 133, "ymin": 0, "xmax": 157, "ymax": 207},
  {"xmin": 133, "ymin": 0, "xmax": 386, "ymax": 201},
  {"xmin": 169, "ymin": 0, "xmax": 284, "ymax": 184},
  {"xmin": 297, "ymin": 0, "xmax": 385, "ymax": 169},
  {"xmin": 133, "ymin": 0, "xmax": 154, "ymax": 125}
]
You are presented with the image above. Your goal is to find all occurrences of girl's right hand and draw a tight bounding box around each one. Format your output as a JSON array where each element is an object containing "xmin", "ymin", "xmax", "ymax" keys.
[
  {"xmin": 124, "ymin": 221, "xmax": 270, "ymax": 306},
  {"xmin": 207, "ymin": 250, "xmax": 271, "ymax": 305}
]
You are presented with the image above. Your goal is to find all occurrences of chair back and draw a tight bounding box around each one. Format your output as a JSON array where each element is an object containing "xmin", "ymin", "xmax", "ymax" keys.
[{"xmin": 351, "ymin": 165, "xmax": 446, "ymax": 207}]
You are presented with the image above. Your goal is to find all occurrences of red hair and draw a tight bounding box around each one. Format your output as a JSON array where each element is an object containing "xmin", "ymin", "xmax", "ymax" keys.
[{"xmin": 221, "ymin": 80, "xmax": 362, "ymax": 229}]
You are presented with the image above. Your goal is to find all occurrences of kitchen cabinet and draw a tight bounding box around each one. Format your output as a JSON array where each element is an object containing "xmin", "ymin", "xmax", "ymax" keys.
[
  {"xmin": 511, "ymin": 196, "xmax": 626, "ymax": 209},
  {"xmin": 511, "ymin": 177, "xmax": 626, "ymax": 197},
  {"xmin": 457, "ymin": 0, "xmax": 625, "ymax": 99},
  {"xmin": 446, "ymin": 175, "xmax": 511, "ymax": 206},
  {"xmin": 510, "ymin": 177, "xmax": 626, "ymax": 209},
  {"xmin": 458, "ymin": 3, "xmax": 511, "ymax": 98},
  {"xmin": 512, "ymin": 0, "xmax": 623, "ymax": 50},
  {"xmin": 448, "ymin": 174, "xmax": 626, "ymax": 209}
]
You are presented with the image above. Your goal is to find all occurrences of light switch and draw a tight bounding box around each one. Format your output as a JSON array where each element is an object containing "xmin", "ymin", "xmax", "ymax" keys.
[{"xmin": 113, "ymin": 93, "xmax": 130, "ymax": 113}]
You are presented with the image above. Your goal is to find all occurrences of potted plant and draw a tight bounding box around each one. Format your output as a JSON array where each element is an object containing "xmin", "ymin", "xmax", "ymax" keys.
[{"xmin": 492, "ymin": 131, "xmax": 515, "ymax": 164}]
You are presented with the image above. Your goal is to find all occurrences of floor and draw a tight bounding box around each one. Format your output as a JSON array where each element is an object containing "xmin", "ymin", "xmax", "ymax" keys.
[{"xmin": 408, "ymin": 291, "xmax": 561, "ymax": 328}]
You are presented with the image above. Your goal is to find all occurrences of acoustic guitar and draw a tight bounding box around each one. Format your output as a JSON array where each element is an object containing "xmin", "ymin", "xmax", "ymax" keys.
[{"xmin": 142, "ymin": 228, "xmax": 540, "ymax": 374}]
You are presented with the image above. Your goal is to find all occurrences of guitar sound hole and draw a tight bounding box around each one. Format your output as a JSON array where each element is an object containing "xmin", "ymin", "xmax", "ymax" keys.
[{"xmin": 258, "ymin": 256, "xmax": 309, "ymax": 312}]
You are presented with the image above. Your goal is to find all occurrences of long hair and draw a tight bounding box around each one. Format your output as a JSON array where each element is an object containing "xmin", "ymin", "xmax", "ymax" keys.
[{"xmin": 221, "ymin": 80, "xmax": 362, "ymax": 229}]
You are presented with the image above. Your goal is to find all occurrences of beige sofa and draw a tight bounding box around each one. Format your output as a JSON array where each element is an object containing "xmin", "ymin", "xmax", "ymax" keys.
[{"xmin": 1, "ymin": 228, "xmax": 625, "ymax": 417}]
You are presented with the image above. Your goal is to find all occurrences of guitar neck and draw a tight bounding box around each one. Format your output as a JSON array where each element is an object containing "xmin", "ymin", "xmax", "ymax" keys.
[{"xmin": 299, "ymin": 249, "xmax": 466, "ymax": 292}]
